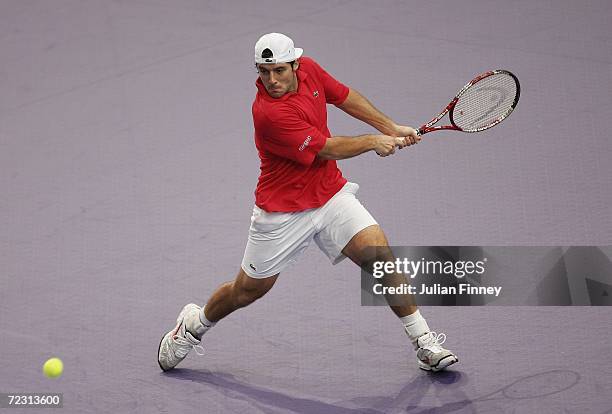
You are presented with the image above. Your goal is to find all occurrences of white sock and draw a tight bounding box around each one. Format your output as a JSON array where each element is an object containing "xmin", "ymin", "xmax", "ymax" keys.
[
  {"xmin": 399, "ymin": 310, "xmax": 430, "ymax": 343},
  {"xmin": 199, "ymin": 306, "xmax": 216, "ymax": 329},
  {"xmin": 186, "ymin": 306, "xmax": 216, "ymax": 339}
]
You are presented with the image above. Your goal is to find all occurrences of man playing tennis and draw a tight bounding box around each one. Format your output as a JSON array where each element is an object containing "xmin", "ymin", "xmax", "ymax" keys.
[{"xmin": 158, "ymin": 33, "xmax": 458, "ymax": 373}]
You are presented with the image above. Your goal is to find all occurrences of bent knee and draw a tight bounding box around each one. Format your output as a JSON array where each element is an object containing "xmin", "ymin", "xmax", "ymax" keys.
[
  {"xmin": 233, "ymin": 286, "xmax": 267, "ymax": 308},
  {"xmin": 232, "ymin": 275, "xmax": 276, "ymax": 308}
]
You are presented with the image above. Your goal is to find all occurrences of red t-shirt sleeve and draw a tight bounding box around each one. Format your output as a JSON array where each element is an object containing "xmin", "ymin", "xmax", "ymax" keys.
[
  {"xmin": 261, "ymin": 107, "xmax": 328, "ymax": 166},
  {"xmin": 308, "ymin": 59, "xmax": 350, "ymax": 105}
]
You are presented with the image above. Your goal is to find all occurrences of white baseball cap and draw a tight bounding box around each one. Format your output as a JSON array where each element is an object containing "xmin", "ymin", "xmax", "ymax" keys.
[{"xmin": 254, "ymin": 33, "xmax": 303, "ymax": 64}]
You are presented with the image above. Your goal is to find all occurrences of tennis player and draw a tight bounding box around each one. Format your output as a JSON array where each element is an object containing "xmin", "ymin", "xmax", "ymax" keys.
[{"xmin": 158, "ymin": 33, "xmax": 458, "ymax": 373}]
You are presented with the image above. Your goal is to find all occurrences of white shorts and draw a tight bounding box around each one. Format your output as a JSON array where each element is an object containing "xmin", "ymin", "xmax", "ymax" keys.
[{"xmin": 241, "ymin": 182, "xmax": 378, "ymax": 278}]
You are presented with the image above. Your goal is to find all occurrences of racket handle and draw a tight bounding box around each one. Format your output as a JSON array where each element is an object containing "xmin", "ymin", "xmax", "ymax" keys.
[{"xmin": 415, "ymin": 128, "xmax": 422, "ymax": 136}]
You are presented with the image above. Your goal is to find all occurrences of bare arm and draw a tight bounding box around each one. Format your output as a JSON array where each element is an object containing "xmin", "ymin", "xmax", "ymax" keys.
[
  {"xmin": 336, "ymin": 88, "xmax": 420, "ymax": 142},
  {"xmin": 318, "ymin": 134, "xmax": 407, "ymax": 160},
  {"xmin": 318, "ymin": 87, "xmax": 422, "ymax": 161}
]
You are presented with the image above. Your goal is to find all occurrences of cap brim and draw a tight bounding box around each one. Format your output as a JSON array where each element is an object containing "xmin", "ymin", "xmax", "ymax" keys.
[{"xmin": 254, "ymin": 48, "xmax": 304, "ymax": 64}]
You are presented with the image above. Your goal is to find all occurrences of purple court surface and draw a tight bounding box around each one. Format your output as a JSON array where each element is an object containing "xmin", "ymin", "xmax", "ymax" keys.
[{"xmin": 1, "ymin": 1, "xmax": 612, "ymax": 413}]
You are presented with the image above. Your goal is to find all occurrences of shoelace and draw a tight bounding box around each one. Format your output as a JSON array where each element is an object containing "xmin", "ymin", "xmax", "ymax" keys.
[
  {"xmin": 173, "ymin": 334, "xmax": 206, "ymax": 357},
  {"xmin": 419, "ymin": 332, "xmax": 446, "ymax": 353}
]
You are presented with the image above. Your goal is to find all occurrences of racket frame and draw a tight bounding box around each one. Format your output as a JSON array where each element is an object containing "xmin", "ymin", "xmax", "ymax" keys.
[{"xmin": 416, "ymin": 69, "xmax": 520, "ymax": 136}]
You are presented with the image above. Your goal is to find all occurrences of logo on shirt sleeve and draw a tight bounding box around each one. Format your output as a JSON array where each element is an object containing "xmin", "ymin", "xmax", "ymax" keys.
[
  {"xmin": 298, "ymin": 135, "xmax": 312, "ymax": 151},
  {"xmin": 313, "ymin": 90, "xmax": 319, "ymax": 98}
]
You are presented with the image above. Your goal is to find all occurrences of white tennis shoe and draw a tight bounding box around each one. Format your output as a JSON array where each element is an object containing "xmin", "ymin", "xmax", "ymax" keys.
[
  {"xmin": 158, "ymin": 304, "xmax": 205, "ymax": 371},
  {"xmin": 415, "ymin": 332, "xmax": 458, "ymax": 372}
]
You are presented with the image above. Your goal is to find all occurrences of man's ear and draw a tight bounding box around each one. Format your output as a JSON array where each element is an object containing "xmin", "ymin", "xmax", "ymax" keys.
[{"xmin": 293, "ymin": 60, "xmax": 299, "ymax": 71}]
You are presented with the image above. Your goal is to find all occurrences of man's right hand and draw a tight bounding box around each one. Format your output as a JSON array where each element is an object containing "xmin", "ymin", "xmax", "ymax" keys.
[{"xmin": 373, "ymin": 135, "xmax": 408, "ymax": 157}]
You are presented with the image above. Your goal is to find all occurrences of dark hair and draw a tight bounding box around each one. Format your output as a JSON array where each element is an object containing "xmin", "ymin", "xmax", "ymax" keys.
[{"xmin": 255, "ymin": 60, "xmax": 298, "ymax": 72}]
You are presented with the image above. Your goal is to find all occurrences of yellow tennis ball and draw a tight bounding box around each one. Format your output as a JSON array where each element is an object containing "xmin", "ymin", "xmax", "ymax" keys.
[{"xmin": 43, "ymin": 358, "xmax": 63, "ymax": 378}]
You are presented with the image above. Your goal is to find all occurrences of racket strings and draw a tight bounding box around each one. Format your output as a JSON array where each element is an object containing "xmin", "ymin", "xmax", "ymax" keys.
[{"xmin": 453, "ymin": 73, "xmax": 518, "ymax": 132}]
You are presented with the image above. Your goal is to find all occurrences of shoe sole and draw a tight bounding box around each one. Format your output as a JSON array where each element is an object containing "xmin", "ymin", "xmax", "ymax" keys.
[
  {"xmin": 157, "ymin": 304, "xmax": 195, "ymax": 372},
  {"xmin": 157, "ymin": 333, "xmax": 170, "ymax": 372},
  {"xmin": 418, "ymin": 355, "xmax": 458, "ymax": 372}
]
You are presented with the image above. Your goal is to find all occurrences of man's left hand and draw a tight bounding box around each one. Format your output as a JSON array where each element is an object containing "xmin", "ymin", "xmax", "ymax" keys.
[{"xmin": 390, "ymin": 124, "xmax": 421, "ymax": 147}]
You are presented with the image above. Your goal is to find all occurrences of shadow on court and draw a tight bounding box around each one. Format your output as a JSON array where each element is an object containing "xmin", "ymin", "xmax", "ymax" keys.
[
  {"xmin": 163, "ymin": 368, "xmax": 582, "ymax": 413},
  {"xmin": 165, "ymin": 368, "xmax": 464, "ymax": 413},
  {"xmin": 166, "ymin": 368, "xmax": 390, "ymax": 413}
]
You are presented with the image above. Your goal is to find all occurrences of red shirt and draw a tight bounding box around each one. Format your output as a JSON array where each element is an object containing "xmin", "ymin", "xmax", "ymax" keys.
[{"xmin": 252, "ymin": 57, "xmax": 349, "ymax": 212}]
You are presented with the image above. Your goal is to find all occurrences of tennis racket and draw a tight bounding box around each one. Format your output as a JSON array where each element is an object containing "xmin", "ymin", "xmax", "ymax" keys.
[{"xmin": 416, "ymin": 70, "xmax": 520, "ymax": 136}]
